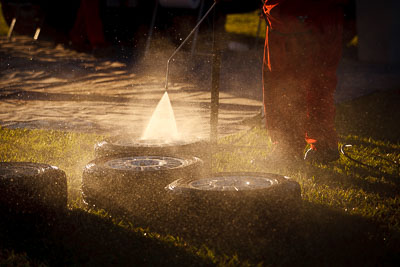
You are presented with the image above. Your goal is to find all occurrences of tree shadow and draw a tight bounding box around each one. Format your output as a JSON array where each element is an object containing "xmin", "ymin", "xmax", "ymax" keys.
[
  {"xmin": 2, "ymin": 192, "xmax": 398, "ymax": 266},
  {"xmin": 291, "ymin": 134, "xmax": 400, "ymax": 199},
  {"xmin": 0, "ymin": 209, "xmax": 213, "ymax": 266},
  {"xmin": 247, "ymin": 200, "xmax": 400, "ymax": 266},
  {"xmin": 303, "ymin": 161, "xmax": 400, "ymax": 198},
  {"xmin": 80, "ymin": 187, "xmax": 400, "ymax": 266}
]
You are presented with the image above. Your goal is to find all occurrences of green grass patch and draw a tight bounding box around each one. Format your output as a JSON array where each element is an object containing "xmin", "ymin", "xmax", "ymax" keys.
[
  {"xmin": 225, "ymin": 11, "xmax": 266, "ymax": 39},
  {"xmin": 0, "ymin": 127, "xmax": 104, "ymax": 201},
  {"xmin": 0, "ymin": 90, "xmax": 399, "ymax": 265}
]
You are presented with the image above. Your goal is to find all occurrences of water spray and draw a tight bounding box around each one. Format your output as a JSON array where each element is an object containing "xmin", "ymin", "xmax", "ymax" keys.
[{"xmin": 164, "ymin": 0, "xmax": 217, "ymax": 91}]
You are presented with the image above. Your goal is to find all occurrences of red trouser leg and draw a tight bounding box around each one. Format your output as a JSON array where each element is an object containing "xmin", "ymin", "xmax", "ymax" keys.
[
  {"xmin": 305, "ymin": 8, "xmax": 343, "ymax": 150},
  {"xmin": 82, "ymin": 0, "xmax": 105, "ymax": 47},
  {"xmin": 263, "ymin": 69, "xmax": 308, "ymax": 154},
  {"xmin": 263, "ymin": 28, "xmax": 313, "ymax": 156},
  {"xmin": 70, "ymin": 0, "xmax": 105, "ymax": 48},
  {"xmin": 305, "ymin": 69, "xmax": 338, "ymax": 149},
  {"xmin": 70, "ymin": 1, "xmax": 86, "ymax": 46}
]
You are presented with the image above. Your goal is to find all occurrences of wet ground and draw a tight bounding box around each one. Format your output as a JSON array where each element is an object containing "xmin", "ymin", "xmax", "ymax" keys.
[
  {"xmin": 0, "ymin": 36, "xmax": 263, "ymax": 138},
  {"xmin": 1, "ymin": 35, "xmax": 399, "ymax": 138}
]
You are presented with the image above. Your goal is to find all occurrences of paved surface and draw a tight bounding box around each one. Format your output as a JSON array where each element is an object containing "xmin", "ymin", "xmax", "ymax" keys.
[{"xmin": 0, "ymin": 36, "xmax": 263, "ymax": 139}]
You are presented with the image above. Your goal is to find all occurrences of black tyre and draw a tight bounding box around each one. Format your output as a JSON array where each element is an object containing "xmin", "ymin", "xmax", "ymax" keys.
[
  {"xmin": 82, "ymin": 154, "xmax": 203, "ymax": 221},
  {"xmin": 94, "ymin": 135, "xmax": 210, "ymax": 161},
  {"xmin": 167, "ymin": 172, "xmax": 301, "ymax": 201},
  {"xmin": 0, "ymin": 162, "xmax": 67, "ymax": 215},
  {"xmin": 165, "ymin": 172, "xmax": 301, "ymax": 245}
]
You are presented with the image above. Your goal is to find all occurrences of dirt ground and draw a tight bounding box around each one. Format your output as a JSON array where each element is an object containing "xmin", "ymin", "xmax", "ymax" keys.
[{"xmin": 0, "ymin": 36, "xmax": 263, "ymax": 139}]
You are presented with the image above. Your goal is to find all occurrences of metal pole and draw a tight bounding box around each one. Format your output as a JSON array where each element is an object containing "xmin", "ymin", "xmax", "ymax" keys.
[
  {"xmin": 144, "ymin": 0, "xmax": 159, "ymax": 58},
  {"xmin": 210, "ymin": 50, "xmax": 221, "ymax": 145},
  {"xmin": 210, "ymin": 5, "xmax": 220, "ymax": 145},
  {"xmin": 165, "ymin": 0, "xmax": 217, "ymax": 91},
  {"xmin": 33, "ymin": 17, "xmax": 43, "ymax": 41},
  {"xmin": 7, "ymin": 18, "xmax": 16, "ymax": 40}
]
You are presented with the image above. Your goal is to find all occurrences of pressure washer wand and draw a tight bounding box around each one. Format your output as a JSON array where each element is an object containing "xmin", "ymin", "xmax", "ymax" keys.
[{"xmin": 164, "ymin": 0, "xmax": 218, "ymax": 91}]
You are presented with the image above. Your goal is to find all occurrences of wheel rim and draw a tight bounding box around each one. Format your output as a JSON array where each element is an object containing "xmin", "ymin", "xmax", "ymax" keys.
[
  {"xmin": 105, "ymin": 156, "xmax": 187, "ymax": 171},
  {"xmin": 188, "ymin": 175, "xmax": 279, "ymax": 191}
]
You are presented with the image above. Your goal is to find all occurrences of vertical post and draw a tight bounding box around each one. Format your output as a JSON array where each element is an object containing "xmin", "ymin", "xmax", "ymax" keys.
[
  {"xmin": 33, "ymin": 15, "xmax": 45, "ymax": 41},
  {"xmin": 7, "ymin": 3, "xmax": 22, "ymax": 40},
  {"xmin": 210, "ymin": 6, "xmax": 221, "ymax": 146},
  {"xmin": 144, "ymin": 0, "xmax": 159, "ymax": 58},
  {"xmin": 210, "ymin": 50, "xmax": 221, "ymax": 145},
  {"xmin": 7, "ymin": 18, "xmax": 16, "ymax": 40},
  {"xmin": 33, "ymin": 27, "xmax": 41, "ymax": 40}
]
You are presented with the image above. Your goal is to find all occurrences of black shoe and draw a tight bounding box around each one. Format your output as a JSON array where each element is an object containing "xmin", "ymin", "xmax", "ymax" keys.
[{"xmin": 304, "ymin": 146, "xmax": 340, "ymax": 164}]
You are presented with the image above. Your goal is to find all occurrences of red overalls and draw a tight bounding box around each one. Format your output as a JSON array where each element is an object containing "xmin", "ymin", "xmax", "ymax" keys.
[{"xmin": 262, "ymin": 0, "xmax": 343, "ymax": 156}]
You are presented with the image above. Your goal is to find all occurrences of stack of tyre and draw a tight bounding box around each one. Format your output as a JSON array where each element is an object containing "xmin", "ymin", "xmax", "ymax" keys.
[
  {"xmin": 82, "ymin": 135, "xmax": 301, "ymax": 245},
  {"xmin": 81, "ymin": 135, "xmax": 208, "ymax": 225}
]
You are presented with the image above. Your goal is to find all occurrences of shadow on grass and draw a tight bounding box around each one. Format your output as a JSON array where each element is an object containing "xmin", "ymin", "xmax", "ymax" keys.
[
  {"xmin": 303, "ymin": 162, "xmax": 400, "ymax": 198},
  {"xmin": 194, "ymin": 200, "xmax": 400, "ymax": 266},
  {"xmin": 1, "ymin": 198, "xmax": 399, "ymax": 266},
  {"xmin": 82, "ymin": 196, "xmax": 400, "ymax": 266},
  {"xmin": 0, "ymin": 209, "xmax": 213, "ymax": 266},
  {"xmin": 257, "ymin": 200, "xmax": 400, "ymax": 266}
]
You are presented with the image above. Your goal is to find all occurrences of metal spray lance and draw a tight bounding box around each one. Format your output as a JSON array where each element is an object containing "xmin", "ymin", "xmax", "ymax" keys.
[{"xmin": 164, "ymin": 0, "xmax": 218, "ymax": 91}]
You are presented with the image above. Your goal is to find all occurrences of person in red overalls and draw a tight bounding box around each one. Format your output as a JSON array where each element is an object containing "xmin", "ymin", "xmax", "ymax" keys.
[{"xmin": 262, "ymin": 0, "xmax": 345, "ymax": 163}]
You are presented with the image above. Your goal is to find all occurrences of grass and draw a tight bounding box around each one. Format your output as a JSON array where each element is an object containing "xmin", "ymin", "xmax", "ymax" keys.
[
  {"xmin": 225, "ymin": 11, "xmax": 266, "ymax": 39},
  {"xmin": 0, "ymin": 128, "xmax": 104, "ymax": 201},
  {"xmin": 0, "ymin": 89, "xmax": 399, "ymax": 266}
]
